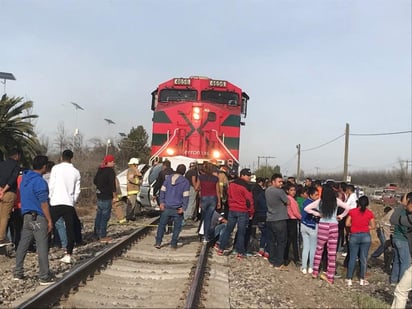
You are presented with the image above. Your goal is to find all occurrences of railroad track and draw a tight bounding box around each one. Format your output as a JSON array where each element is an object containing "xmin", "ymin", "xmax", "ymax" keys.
[{"xmin": 14, "ymin": 217, "xmax": 211, "ymax": 308}]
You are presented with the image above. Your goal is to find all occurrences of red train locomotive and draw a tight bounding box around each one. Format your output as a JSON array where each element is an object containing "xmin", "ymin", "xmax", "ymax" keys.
[{"xmin": 149, "ymin": 76, "xmax": 249, "ymax": 172}]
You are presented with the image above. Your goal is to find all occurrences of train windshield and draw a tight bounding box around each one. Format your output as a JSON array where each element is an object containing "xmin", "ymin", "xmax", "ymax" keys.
[
  {"xmin": 159, "ymin": 89, "xmax": 197, "ymax": 102},
  {"xmin": 201, "ymin": 91, "xmax": 239, "ymax": 105}
]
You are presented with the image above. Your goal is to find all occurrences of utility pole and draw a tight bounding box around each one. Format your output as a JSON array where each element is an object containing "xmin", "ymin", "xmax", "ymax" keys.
[
  {"xmin": 257, "ymin": 156, "xmax": 276, "ymax": 178},
  {"xmin": 296, "ymin": 144, "xmax": 301, "ymax": 183},
  {"xmin": 258, "ymin": 156, "xmax": 276, "ymax": 168},
  {"xmin": 401, "ymin": 160, "xmax": 412, "ymax": 190},
  {"xmin": 343, "ymin": 123, "xmax": 350, "ymax": 182}
]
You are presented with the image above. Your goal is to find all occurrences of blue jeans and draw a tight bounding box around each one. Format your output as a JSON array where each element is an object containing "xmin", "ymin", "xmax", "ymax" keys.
[
  {"xmin": 257, "ymin": 222, "xmax": 268, "ymax": 252},
  {"xmin": 94, "ymin": 199, "xmax": 112, "ymax": 238},
  {"xmin": 301, "ymin": 223, "xmax": 318, "ymax": 270},
  {"xmin": 347, "ymin": 232, "xmax": 371, "ymax": 279},
  {"xmin": 371, "ymin": 227, "xmax": 386, "ymax": 258},
  {"xmin": 200, "ymin": 196, "xmax": 217, "ymax": 242},
  {"xmin": 219, "ymin": 211, "xmax": 249, "ymax": 254},
  {"xmin": 391, "ymin": 238, "xmax": 411, "ymax": 284},
  {"xmin": 155, "ymin": 208, "xmax": 183, "ymax": 247},
  {"xmin": 266, "ymin": 220, "xmax": 287, "ymax": 267},
  {"xmin": 215, "ymin": 223, "xmax": 226, "ymax": 244},
  {"xmin": 55, "ymin": 217, "xmax": 68, "ymax": 249}
]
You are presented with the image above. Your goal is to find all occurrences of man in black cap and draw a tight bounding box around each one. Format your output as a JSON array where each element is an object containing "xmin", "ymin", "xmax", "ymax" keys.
[{"xmin": 217, "ymin": 168, "xmax": 254, "ymax": 259}]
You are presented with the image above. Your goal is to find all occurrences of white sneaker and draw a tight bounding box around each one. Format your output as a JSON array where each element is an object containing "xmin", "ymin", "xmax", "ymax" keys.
[
  {"xmin": 346, "ymin": 279, "xmax": 352, "ymax": 286},
  {"xmin": 60, "ymin": 254, "xmax": 72, "ymax": 264},
  {"xmin": 301, "ymin": 268, "xmax": 307, "ymax": 274},
  {"xmin": 341, "ymin": 252, "xmax": 347, "ymax": 257},
  {"xmin": 360, "ymin": 279, "xmax": 369, "ymax": 286},
  {"xmin": 308, "ymin": 268, "xmax": 313, "ymax": 274}
]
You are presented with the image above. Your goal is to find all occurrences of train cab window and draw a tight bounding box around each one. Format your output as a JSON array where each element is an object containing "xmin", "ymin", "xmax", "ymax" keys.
[
  {"xmin": 201, "ymin": 90, "xmax": 239, "ymax": 105},
  {"xmin": 159, "ymin": 89, "xmax": 197, "ymax": 102},
  {"xmin": 151, "ymin": 89, "xmax": 158, "ymax": 111}
]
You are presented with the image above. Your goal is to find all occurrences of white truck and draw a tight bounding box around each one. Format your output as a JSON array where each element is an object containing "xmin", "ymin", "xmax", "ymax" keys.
[
  {"xmin": 370, "ymin": 189, "xmax": 383, "ymax": 204},
  {"xmin": 117, "ymin": 156, "xmax": 197, "ymax": 211}
]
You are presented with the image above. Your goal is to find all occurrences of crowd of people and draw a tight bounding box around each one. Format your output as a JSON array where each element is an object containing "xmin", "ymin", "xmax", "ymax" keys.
[
  {"xmin": 156, "ymin": 160, "xmax": 411, "ymax": 308},
  {"xmin": 0, "ymin": 151, "xmax": 411, "ymax": 307},
  {"xmin": 0, "ymin": 149, "xmax": 129, "ymax": 285}
]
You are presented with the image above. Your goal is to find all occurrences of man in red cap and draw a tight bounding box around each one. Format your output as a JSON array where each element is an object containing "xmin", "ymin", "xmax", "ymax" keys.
[
  {"xmin": 93, "ymin": 154, "xmax": 116, "ymax": 243},
  {"xmin": 217, "ymin": 168, "xmax": 254, "ymax": 259}
]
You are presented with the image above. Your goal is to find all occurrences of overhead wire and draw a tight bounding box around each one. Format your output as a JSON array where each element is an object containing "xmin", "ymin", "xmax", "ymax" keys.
[
  {"xmin": 301, "ymin": 133, "xmax": 345, "ymax": 152},
  {"xmin": 301, "ymin": 129, "xmax": 411, "ymax": 152},
  {"xmin": 350, "ymin": 130, "xmax": 412, "ymax": 136},
  {"xmin": 279, "ymin": 153, "xmax": 297, "ymax": 167},
  {"xmin": 297, "ymin": 129, "xmax": 411, "ymax": 172}
]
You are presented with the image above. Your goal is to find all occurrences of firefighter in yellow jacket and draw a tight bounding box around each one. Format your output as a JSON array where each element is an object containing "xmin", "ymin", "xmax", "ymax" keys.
[{"xmin": 126, "ymin": 158, "xmax": 142, "ymax": 221}]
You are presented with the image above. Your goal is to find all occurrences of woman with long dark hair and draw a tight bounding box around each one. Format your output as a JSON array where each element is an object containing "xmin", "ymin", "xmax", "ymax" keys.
[
  {"xmin": 345, "ymin": 195, "xmax": 375, "ymax": 286},
  {"xmin": 304, "ymin": 184, "xmax": 351, "ymax": 284}
]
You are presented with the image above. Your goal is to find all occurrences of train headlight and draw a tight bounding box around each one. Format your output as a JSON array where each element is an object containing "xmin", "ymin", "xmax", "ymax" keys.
[
  {"xmin": 193, "ymin": 107, "xmax": 201, "ymax": 120},
  {"xmin": 212, "ymin": 150, "xmax": 221, "ymax": 159},
  {"xmin": 166, "ymin": 148, "xmax": 175, "ymax": 156}
]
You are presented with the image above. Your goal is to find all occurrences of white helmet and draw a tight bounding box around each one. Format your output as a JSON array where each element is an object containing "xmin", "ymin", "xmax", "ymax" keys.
[{"xmin": 128, "ymin": 158, "xmax": 140, "ymax": 165}]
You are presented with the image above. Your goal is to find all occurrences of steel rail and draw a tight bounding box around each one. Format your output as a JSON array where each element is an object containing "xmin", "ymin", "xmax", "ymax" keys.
[
  {"xmin": 184, "ymin": 242, "xmax": 210, "ymax": 309},
  {"xmin": 16, "ymin": 217, "xmax": 159, "ymax": 309}
]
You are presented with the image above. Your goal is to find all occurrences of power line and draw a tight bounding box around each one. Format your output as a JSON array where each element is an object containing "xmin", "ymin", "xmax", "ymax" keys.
[
  {"xmin": 301, "ymin": 134, "xmax": 345, "ymax": 152},
  {"xmin": 300, "ymin": 129, "xmax": 411, "ymax": 153},
  {"xmin": 295, "ymin": 126, "xmax": 411, "ymax": 174},
  {"xmin": 276, "ymin": 125, "xmax": 412, "ymax": 173},
  {"xmin": 279, "ymin": 153, "xmax": 297, "ymax": 167},
  {"xmin": 350, "ymin": 130, "xmax": 412, "ymax": 136}
]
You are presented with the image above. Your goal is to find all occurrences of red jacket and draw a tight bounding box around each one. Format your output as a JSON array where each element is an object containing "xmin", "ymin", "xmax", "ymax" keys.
[{"xmin": 228, "ymin": 178, "xmax": 254, "ymax": 217}]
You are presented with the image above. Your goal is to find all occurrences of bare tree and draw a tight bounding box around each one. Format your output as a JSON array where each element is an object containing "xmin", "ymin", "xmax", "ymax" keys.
[{"xmin": 53, "ymin": 122, "xmax": 70, "ymax": 154}]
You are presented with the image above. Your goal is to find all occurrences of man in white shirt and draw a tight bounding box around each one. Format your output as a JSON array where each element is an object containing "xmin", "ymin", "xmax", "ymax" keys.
[
  {"xmin": 341, "ymin": 184, "xmax": 358, "ymax": 258},
  {"xmin": 49, "ymin": 149, "xmax": 81, "ymax": 264}
]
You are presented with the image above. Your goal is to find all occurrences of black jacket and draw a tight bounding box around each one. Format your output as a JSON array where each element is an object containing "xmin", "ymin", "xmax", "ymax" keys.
[
  {"xmin": 94, "ymin": 167, "xmax": 116, "ymax": 200},
  {"xmin": 153, "ymin": 167, "xmax": 173, "ymax": 196},
  {"xmin": 0, "ymin": 158, "xmax": 20, "ymax": 193},
  {"xmin": 252, "ymin": 184, "xmax": 267, "ymax": 223}
]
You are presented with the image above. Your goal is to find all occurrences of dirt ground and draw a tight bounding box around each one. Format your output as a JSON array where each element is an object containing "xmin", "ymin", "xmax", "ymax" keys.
[
  {"xmin": 227, "ymin": 202, "xmax": 408, "ymax": 309},
  {"xmin": 1, "ymin": 202, "xmax": 409, "ymax": 308}
]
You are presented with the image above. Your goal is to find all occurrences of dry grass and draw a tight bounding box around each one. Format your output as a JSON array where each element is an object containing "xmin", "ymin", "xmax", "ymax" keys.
[{"xmin": 354, "ymin": 293, "xmax": 390, "ymax": 309}]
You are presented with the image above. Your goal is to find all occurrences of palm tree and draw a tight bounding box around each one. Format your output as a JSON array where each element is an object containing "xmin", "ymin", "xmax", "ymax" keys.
[{"xmin": 0, "ymin": 94, "xmax": 42, "ymax": 163}]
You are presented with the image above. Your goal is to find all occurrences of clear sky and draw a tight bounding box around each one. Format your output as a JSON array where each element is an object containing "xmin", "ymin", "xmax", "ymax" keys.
[{"xmin": 1, "ymin": 0, "xmax": 411, "ymax": 176}]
